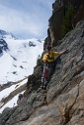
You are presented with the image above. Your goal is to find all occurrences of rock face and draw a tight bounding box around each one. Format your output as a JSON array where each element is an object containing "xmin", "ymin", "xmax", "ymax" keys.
[
  {"xmin": 0, "ymin": 19, "xmax": 84, "ymax": 125},
  {"xmin": 0, "ymin": 0, "xmax": 84, "ymax": 124},
  {"xmin": 45, "ymin": 0, "xmax": 84, "ymax": 47},
  {"xmin": 0, "ymin": 39, "xmax": 9, "ymax": 54}
]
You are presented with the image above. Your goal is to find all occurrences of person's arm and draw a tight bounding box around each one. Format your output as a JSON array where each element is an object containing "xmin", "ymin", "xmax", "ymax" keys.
[
  {"xmin": 42, "ymin": 54, "xmax": 48, "ymax": 63},
  {"xmin": 58, "ymin": 49, "xmax": 67, "ymax": 55},
  {"xmin": 58, "ymin": 51, "xmax": 65, "ymax": 55},
  {"xmin": 53, "ymin": 49, "xmax": 67, "ymax": 56}
]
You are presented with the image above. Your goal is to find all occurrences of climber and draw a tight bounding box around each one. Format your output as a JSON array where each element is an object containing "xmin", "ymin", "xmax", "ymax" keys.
[
  {"xmin": 17, "ymin": 94, "xmax": 23, "ymax": 106},
  {"xmin": 41, "ymin": 45, "xmax": 67, "ymax": 89}
]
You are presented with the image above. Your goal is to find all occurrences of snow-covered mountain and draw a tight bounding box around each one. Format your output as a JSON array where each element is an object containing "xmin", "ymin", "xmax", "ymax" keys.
[
  {"xmin": 0, "ymin": 29, "xmax": 16, "ymax": 39},
  {"xmin": 0, "ymin": 30, "xmax": 43, "ymax": 84},
  {"xmin": 0, "ymin": 30, "xmax": 43, "ymax": 113}
]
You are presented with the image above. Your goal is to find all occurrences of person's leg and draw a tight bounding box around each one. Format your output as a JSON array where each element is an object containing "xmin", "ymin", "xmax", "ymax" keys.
[
  {"xmin": 40, "ymin": 64, "xmax": 48, "ymax": 89},
  {"xmin": 48, "ymin": 66, "xmax": 54, "ymax": 79},
  {"xmin": 41, "ymin": 64, "xmax": 46, "ymax": 83}
]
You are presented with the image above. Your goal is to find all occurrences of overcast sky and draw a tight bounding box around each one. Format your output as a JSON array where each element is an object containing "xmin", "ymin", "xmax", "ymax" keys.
[{"xmin": 0, "ymin": 0, "xmax": 55, "ymax": 39}]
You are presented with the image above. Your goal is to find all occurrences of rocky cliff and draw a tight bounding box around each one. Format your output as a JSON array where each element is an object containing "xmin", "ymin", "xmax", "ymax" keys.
[
  {"xmin": 0, "ymin": 1, "xmax": 84, "ymax": 125},
  {"xmin": 0, "ymin": 20, "xmax": 84, "ymax": 125},
  {"xmin": 44, "ymin": 0, "xmax": 84, "ymax": 48}
]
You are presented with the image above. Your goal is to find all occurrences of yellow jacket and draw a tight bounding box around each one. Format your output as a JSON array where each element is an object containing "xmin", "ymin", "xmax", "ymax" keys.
[{"xmin": 42, "ymin": 51, "xmax": 59, "ymax": 63}]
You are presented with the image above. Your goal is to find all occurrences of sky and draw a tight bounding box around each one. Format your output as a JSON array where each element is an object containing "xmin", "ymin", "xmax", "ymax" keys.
[{"xmin": 0, "ymin": 0, "xmax": 55, "ymax": 39}]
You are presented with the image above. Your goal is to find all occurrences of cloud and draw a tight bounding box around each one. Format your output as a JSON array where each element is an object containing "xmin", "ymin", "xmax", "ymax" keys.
[{"xmin": 0, "ymin": 0, "xmax": 55, "ymax": 39}]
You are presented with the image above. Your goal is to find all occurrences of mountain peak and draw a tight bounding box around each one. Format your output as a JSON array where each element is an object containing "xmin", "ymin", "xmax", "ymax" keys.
[{"xmin": 0, "ymin": 29, "xmax": 16, "ymax": 39}]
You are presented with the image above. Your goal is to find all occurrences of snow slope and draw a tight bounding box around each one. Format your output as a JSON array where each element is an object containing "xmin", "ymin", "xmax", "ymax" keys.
[
  {"xmin": 0, "ymin": 79, "xmax": 27, "ymax": 113},
  {"xmin": 0, "ymin": 31, "xmax": 44, "ymax": 113},
  {"xmin": 0, "ymin": 37, "xmax": 43, "ymax": 84}
]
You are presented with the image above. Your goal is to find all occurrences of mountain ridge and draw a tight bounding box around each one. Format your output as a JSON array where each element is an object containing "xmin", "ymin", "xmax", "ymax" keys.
[{"xmin": 0, "ymin": 29, "xmax": 17, "ymax": 39}]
